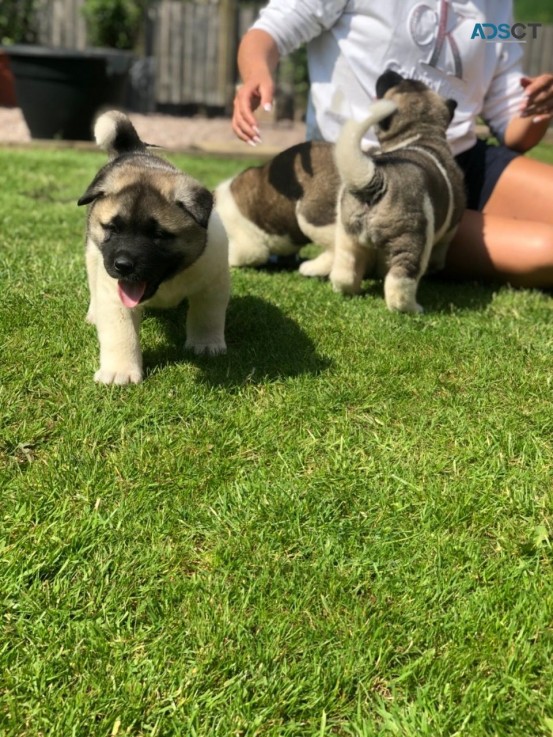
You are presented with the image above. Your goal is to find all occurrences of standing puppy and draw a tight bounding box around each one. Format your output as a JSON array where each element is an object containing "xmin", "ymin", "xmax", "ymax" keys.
[
  {"xmin": 79, "ymin": 111, "xmax": 229, "ymax": 384},
  {"xmin": 215, "ymin": 141, "xmax": 340, "ymax": 278},
  {"xmin": 330, "ymin": 71, "xmax": 466, "ymax": 312}
]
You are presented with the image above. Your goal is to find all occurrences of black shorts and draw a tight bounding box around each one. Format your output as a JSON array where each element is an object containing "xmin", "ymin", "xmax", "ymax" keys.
[{"xmin": 455, "ymin": 138, "xmax": 520, "ymax": 212}]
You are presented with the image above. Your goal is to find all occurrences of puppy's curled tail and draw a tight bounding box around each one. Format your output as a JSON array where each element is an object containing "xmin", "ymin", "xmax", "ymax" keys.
[
  {"xmin": 94, "ymin": 110, "xmax": 147, "ymax": 158},
  {"xmin": 334, "ymin": 100, "xmax": 397, "ymax": 190}
]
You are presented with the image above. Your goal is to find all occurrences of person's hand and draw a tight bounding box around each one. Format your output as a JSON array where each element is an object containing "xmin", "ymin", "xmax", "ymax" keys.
[
  {"xmin": 232, "ymin": 73, "xmax": 275, "ymax": 145},
  {"xmin": 519, "ymin": 74, "xmax": 553, "ymax": 123}
]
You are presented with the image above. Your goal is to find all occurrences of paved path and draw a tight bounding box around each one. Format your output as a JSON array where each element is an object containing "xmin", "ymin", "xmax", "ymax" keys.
[
  {"xmin": 0, "ymin": 106, "xmax": 307, "ymax": 156},
  {"xmin": 2, "ymin": 106, "xmax": 550, "ymax": 156}
]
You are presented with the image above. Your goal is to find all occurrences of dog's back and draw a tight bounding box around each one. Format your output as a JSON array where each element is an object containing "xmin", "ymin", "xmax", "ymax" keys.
[
  {"xmin": 335, "ymin": 96, "xmax": 464, "ymax": 239},
  {"xmin": 215, "ymin": 140, "xmax": 340, "ymax": 267},
  {"xmin": 330, "ymin": 73, "xmax": 467, "ymax": 312},
  {"xmin": 230, "ymin": 141, "xmax": 337, "ymax": 242}
]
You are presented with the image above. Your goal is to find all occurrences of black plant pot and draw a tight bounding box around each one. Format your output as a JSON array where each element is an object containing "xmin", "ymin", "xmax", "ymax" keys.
[{"xmin": 2, "ymin": 45, "xmax": 134, "ymax": 140}]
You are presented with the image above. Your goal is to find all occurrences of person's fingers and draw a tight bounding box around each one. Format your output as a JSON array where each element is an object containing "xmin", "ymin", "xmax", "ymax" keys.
[
  {"xmin": 232, "ymin": 78, "xmax": 275, "ymax": 145},
  {"xmin": 524, "ymin": 88, "xmax": 553, "ymax": 107},
  {"xmin": 520, "ymin": 100, "xmax": 553, "ymax": 117},
  {"xmin": 519, "ymin": 75, "xmax": 553, "ymax": 119},
  {"xmin": 520, "ymin": 74, "xmax": 553, "ymax": 104},
  {"xmin": 259, "ymin": 80, "xmax": 275, "ymax": 114},
  {"xmin": 232, "ymin": 85, "xmax": 262, "ymax": 143},
  {"xmin": 521, "ymin": 101, "xmax": 553, "ymax": 115}
]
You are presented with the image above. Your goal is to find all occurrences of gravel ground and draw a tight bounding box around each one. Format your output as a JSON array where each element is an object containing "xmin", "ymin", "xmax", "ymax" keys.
[
  {"xmin": 0, "ymin": 106, "xmax": 306, "ymax": 156},
  {"xmin": 2, "ymin": 105, "xmax": 550, "ymax": 155}
]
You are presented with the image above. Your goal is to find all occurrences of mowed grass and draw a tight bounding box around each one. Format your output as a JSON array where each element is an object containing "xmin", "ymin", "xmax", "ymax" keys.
[{"xmin": 1, "ymin": 141, "xmax": 553, "ymax": 737}]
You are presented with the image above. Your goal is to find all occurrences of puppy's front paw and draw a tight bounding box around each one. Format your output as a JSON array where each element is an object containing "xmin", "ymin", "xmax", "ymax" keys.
[
  {"xmin": 299, "ymin": 253, "xmax": 333, "ymax": 278},
  {"xmin": 94, "ymin": 366, "xmax": 143, "ymax": 385},
  {"xmin": 186, "ymin": 338, "xmax": 227, "ymax": 356}
]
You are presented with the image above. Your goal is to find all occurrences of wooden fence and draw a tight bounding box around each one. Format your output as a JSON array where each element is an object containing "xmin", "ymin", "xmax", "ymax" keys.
[
  {"xmin": 153, "ymin": 0, "xmax": 239, "ymax": 109},
  {"xmin": 34, "ymin": 0, "xmax": 265, "ymax": 112},
  {"xmin": 37, "ymin": 0, "xmax": 87, "ymax": 49},
  {"xmin": 34, "ymin": 1, "xmax": 553, "ymax": 115},
  {"xmin": 522, "ymin": 22, "xmax": 553, "ymax": 78}
]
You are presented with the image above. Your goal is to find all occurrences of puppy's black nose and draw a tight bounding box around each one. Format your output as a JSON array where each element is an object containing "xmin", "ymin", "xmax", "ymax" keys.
[{"xmin": 113, "ymin": 254, "xmax": 135, "ymax": 276}]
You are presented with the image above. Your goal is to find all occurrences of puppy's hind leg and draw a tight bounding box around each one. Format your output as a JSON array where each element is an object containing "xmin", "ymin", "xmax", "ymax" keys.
[
  {"xmin": 329, "ymin": 218, "xmax": 371, "ymax": 295},
  {"xmin": 383, "ymin": 232, "xmax": 430, "ymax": 314},
  {"xmin": 215, "ymin": 178, "xmax": 271, "ymax": 268},
  {"xmin": 384, "ymin": 271, "xmax": 423, "ymax": 314},
  {"xmin": 384, "ymin": 198, "xmax": 435, "ymax": 313},
  {"xmin": 299, "ymin": 247, "xmax": 335, "ymax": 278},
  {"xmin": 427, "ymin": 226, "xmax": 458, "ymax": 275},
  {"xmin": 228, "ymin": 235, "xmax": 271, "ymax": 268},
  {"xmin": 296, "ymin": 215, "xmax": 336, "ymax": 278}
]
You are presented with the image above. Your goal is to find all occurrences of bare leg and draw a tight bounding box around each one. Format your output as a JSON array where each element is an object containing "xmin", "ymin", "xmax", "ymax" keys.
[
  {"xmin": 483, "ymin": 156, "xmax": 553, "ymax": 222},
  {"xmin": 443, "ymin": 156, "xmax": 553, "ymax": 287}
]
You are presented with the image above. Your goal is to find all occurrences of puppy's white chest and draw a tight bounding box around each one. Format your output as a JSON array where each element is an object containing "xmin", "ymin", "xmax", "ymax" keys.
[{"xmin": 145, "ymin": 272, "xmax": 189, "ymax": 309}]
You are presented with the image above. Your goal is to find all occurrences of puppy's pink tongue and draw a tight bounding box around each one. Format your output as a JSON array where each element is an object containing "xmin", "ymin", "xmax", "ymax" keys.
[{"xmin": 118, "ymin": 280, "xmax": 147, "ymax": 308}]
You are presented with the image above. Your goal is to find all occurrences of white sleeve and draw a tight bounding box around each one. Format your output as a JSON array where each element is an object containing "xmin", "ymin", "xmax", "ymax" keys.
[
  {"xmin": 481, "ymin": 42, "xmax": 525, "ymax": 144},
  {"xmin": 252, "ymin": 0, "xmax": 348, "ymax": 56}
]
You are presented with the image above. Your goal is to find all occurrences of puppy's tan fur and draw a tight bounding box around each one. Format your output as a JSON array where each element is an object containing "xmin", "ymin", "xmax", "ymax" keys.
[
  {"xmin": 80, "ymin": 112, "xmax": 229, "ymax": 385},
  {"xmin": 216, "ymin": 73, "xmax": 465, "ymax": 314},
  {"xmin": 330, "ymin": 72, "xmax": 466, "ymax": 312}
]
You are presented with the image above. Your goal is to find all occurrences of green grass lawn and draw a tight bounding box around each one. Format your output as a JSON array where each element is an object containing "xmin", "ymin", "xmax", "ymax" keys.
[{"xmin": 1, "ymin": 141, "xmax": 553, "ymax": 737}]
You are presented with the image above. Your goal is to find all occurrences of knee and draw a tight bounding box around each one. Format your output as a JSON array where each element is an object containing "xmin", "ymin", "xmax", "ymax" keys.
[
  {"xmin": 527, "ymin": 222, "xmax": 553, "ymax": 250},
  {"xmin": 522, "ymin": 224, "xmax": 553, "ymax": 287}
]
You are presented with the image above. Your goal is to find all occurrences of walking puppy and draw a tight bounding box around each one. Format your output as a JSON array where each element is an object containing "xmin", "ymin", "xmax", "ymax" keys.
[
  {"xmin": 79, "ymin": 111, "xmax": 230, "ymax": 384},
  {"xmin": 330, "ymin": 70, "xmax": 466, "ymax": 312},
  {"xmin": 214, "ymin": 140, "xmax": 340, "ymax": 278}
]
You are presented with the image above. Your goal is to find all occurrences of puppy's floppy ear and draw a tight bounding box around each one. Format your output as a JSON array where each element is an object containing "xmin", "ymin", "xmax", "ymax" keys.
[
  {"xmin": 376, "ymin": 69, "xmax": 404, "ymax": 99},
  {"xmin": 77, "ymin": 171, "xmax": 106, "ymax": 206},
  {"xmin": 174, "ymin": 178, "xmax": 213, "ymax": 229},
  {"xmin": 445, "ymin": 99, "xmax": 458, "ymax": 124}
]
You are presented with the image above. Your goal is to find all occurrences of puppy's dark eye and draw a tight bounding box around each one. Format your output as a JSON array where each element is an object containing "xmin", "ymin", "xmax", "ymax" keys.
[
  {"xmin": 155, "ymin": 227, "xmax": 175, "ymax": 241},
  {"xmin": 146, "ymin": 217, "xmax": 174, "ymax": 241},
  {"xmin": 101, "ymin": 217, "xmax": 124, "ymax": 242}
]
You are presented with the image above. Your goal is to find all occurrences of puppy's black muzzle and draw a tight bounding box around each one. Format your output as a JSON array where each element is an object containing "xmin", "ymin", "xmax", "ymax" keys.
[
  {"xmin": 102, "ymin": 232, "xmax": 152, "ymax": 282},
  {"xmin": 113, "ymin": 253, "xmax": 135, "ymax": 277}
]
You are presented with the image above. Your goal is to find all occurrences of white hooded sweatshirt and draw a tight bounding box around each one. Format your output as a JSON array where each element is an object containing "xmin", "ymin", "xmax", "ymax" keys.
[{"xmin": 253, "ymin": 0, "xmax": 526, "ymax": 155}]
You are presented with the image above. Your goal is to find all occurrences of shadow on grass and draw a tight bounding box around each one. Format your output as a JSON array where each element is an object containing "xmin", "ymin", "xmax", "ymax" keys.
[
  {"xmin": 360, "ymin": 276, "xmax": 497, "ymax": 313},
  {"xmin": 143, "ymin": 295, "xmax": 332, "ymax": 386},
  {"xmin": 257, "ymin": 252, "xmax": 498, "ymax": 313},
  {"xmin": 423, "ymin": 276, "xmax": 498, "ymax": 312}
]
